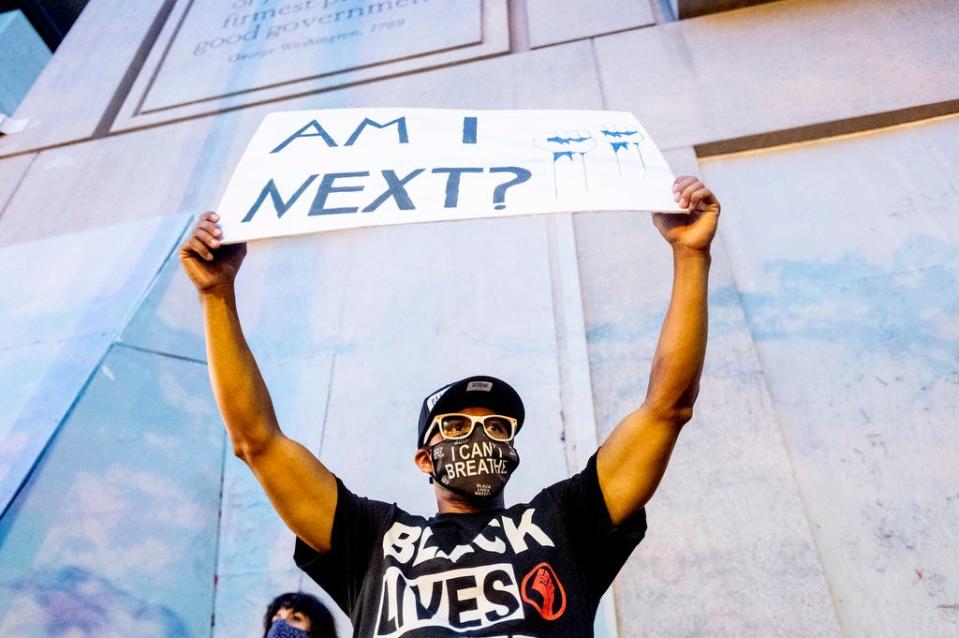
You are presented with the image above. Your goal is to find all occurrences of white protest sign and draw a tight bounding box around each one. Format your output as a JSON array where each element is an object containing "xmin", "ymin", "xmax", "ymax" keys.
[{"xmin": 216, "ymin": 108, "xmax": 684, "ymax": 244}]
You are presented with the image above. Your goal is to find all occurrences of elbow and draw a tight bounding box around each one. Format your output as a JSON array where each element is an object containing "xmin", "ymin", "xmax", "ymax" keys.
[
  {"xmin": 230, "ymin": 436, "xmax": 271, "ymax": 463},
  {"xmin": 227, "ymin": 420, "xmax": 281, "ymax": 462},
  {"xmin": 644, "ymin": 384, "xmax": 700, "ymax": 427},
  {"xmin": 672, "ymin": 406, "xmax": 694, "ymax": 427},
  {"xmin": 231, "ymin": 442, "xmax": 254, "ymax": 463},
  {"xmin": 661, "ymin": 406, "xmax": 694, "ymax": 428},
  {"xmin": 644, "ymin": 403, "xmax": 695, "ymax": 428}
]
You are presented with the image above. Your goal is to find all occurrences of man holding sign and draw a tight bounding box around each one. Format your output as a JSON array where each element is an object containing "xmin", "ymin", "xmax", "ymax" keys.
[{"xmin": 181, "ymin": 166, "xmax": 719, "ymax": 636}]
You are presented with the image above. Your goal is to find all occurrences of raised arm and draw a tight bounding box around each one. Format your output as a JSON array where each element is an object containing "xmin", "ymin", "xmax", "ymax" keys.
[
  {"xmin": 180, "ymin": 212, "xmax": 338, "ymax": 553},
  {"xmin": 596, "ymin": 177, "xmax": 720, "ymax": 526}
]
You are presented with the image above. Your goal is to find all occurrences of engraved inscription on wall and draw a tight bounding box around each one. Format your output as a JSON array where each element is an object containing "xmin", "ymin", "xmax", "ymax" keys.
[{"xmin": 140, "ymin": 0, "xmax": 482, "ymax": 112}]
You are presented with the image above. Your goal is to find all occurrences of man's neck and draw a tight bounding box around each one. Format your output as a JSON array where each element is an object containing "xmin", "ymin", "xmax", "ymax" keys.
[{"xmin": 435, "ymin": 489, "xmax": 505, "ymax": 514}]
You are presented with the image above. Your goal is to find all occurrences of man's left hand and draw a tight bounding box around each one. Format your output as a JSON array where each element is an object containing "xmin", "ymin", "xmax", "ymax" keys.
[{"xmin": 653, "ymin": 176, "xmax": 721, "ymax": 253}]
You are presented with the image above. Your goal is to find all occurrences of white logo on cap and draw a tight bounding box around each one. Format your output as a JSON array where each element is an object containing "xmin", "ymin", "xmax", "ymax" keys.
[
  {"xmin": 426, "ymin": 387, "xmax": 449, "ymax": 411},
  {"xmin": 466, "ymin": 381, "xmax": 493, "ymax": 392}
]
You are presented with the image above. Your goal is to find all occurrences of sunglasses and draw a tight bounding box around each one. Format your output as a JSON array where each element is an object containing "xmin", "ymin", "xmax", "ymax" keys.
[{"xmin": 425, "ymin": 413, "xmax": 518, "ymax": 444}]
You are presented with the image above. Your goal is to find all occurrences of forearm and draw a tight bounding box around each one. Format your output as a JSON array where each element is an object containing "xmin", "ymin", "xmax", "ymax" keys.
[
  {"xmin": 644, "ymin": 245, "xmax": 711, "ymax": 422},
  {"xmin": 200, "ymin": 284, "xmax": 281, "ymax": 456},
  {"xmin": 597, "ymin": 178, "xmax": 718, "ymax": 519}
]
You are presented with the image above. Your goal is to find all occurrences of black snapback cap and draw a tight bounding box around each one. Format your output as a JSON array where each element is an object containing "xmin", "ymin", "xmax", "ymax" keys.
[{"xmin": 417, "ymin": 375, "xmax": 525, "ymax": 448}]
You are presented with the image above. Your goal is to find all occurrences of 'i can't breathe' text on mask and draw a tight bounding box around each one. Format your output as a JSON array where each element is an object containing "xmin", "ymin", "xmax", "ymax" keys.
[{"xmin": 429, "ymin": 427, "xmax": 520, "ymax": 498}]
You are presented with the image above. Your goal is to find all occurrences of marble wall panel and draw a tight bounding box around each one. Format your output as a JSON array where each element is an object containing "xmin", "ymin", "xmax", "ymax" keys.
[
  {"xmin": 142, "ymin": 0, "xmax": 482, "ymax": 111},
  {"xmin": 573, "ymin": 209, "xmax": 840, "ymax": 634},
  {"xmin": 661, "ymin": 146, "xmax": 700, "ymax": 177},
  {"xmin": 700, "ymin": 114, "xmax": 959, "ymax": 636},
  {"xmin": 0, "ymin": 215, "xmax": 187, "ymax": 347},
  {"xmin": 526, "ymin": 0, "xmax": 654, "ymax": 48},
  {"xmin": 117, "ymin": 245, "xmax": 207, "ymax": 363},
  {"xmin": 0, "ymin": 152, "xmax": 34, "ymax": 213},
  {"xmin": 0, "ymin": 345, "xmax": 223, "ymax": 637},
  {"xmin": 706, "ymin": 116, "xmax": 959, "ymax": 279},
  {"xmin": 593, "ymin": 0, "xmax": 959, "ymax": 149},
  {"xmin": 0, "ymin": 40, "xmax": 601, "ymax": 248},
  {"xmin": 119, "ymin": 229, "xmax": 355, "ymax": 362},
  {"xmin": 616, "ymin": 369, "xmax": 843, "ymax": 637},
  {"xmin": 0, "ymin": 124, "xmax": 242, "ymax": 247},
  {"xmin": 0, "ymin": 0, "xmax": 168, "ymax": 156},
  {"xmin": 112, "ymin": 0, "xmax": 510, "ymax": 130}
]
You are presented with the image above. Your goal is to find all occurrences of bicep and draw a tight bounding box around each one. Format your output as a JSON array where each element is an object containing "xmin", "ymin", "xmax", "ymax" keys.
[
  {"xmin": 596, "ymin": 406, "xmax": 683, "ymax": 526},
  {"xmin": 241, "ymin": 432, "xmax": 338, "ymax": 554}
]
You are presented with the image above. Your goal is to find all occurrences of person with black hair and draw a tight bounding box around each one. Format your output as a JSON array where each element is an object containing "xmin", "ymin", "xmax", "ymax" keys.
[{"xmin": 262, "ymin": 592, "xmax": 338, "ymax": 638}]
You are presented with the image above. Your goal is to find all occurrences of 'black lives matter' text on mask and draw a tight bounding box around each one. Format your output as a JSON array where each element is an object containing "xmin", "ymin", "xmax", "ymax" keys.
[{"xmin": 429, "ymin": 427, "xmax": 520, "ymax": 498}]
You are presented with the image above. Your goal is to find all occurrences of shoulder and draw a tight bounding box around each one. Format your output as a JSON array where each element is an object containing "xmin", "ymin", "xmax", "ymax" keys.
[
  {"xmin": 337, "ymin": 477, "xmax": 399, "ymax": 516},
  {"xmin": 534, "ymin": 452, "xmax": 602, "ymax": 504},
  {"xmin": 295, "ymin": 476, "xmax": 420, "ymax": 564},
  {"xmin": 334, "ymin": 476, "xmax": 434, "ymax": 532},
  {"xmin": 532, "ymin": 453, "xmax": 647, "ymax": 539}
]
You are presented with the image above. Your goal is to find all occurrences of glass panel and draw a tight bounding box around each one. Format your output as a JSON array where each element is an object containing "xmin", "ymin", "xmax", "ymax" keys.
[{"xmin": 0, "ymin": 346, "xmax": 224, "ymax": 637}]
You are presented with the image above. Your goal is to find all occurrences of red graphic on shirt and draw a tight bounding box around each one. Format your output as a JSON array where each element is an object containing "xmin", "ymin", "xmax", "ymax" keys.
[{"xmin": 520, "ymin": 562, "xmax": 567, "ymax": 620}]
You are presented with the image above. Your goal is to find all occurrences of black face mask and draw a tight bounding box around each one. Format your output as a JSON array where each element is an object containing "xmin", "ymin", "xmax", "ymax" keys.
[
  {"xmin": 429, "ymin": 427, "xmax": 520, "ymax": 498},
  {"xmin": 267, "ymin": 620, "xmax": 309, "ymax": 638}
]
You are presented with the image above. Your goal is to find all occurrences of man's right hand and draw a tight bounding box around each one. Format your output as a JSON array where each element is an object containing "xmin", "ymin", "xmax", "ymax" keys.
[
  {"xmin": 183, "ymin": 211, "xmax": 338, "ymax": 554},
  {"xmin": 179, "ymin": 211, "xmax": 247, "ymax": 293}
]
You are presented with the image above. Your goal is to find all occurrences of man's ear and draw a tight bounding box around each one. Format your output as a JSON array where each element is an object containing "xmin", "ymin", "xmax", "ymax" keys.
[{"xmin": 414, "ymin": 448, "xmax": 433, "ymax": 476}]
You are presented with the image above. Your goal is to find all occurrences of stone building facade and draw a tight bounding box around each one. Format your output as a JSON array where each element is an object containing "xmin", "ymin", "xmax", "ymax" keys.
[{"xmin": 0, "ymin": 1, "xmax": 956, "ymax": 636}]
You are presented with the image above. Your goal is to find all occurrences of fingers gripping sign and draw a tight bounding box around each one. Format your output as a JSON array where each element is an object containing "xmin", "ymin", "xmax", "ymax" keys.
[
  {"xmin": 652, "ymin": 176, "xmax": 721, "ymax": 253},
  {"xmin": 179, "ymin": 211, "xmax": 248, "ymax": 293}
]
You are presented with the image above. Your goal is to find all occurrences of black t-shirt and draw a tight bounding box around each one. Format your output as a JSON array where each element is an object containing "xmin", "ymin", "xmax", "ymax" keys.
[{"xmin": 295, "ymin": 453, "xmax": 646, "ymax": 638}]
